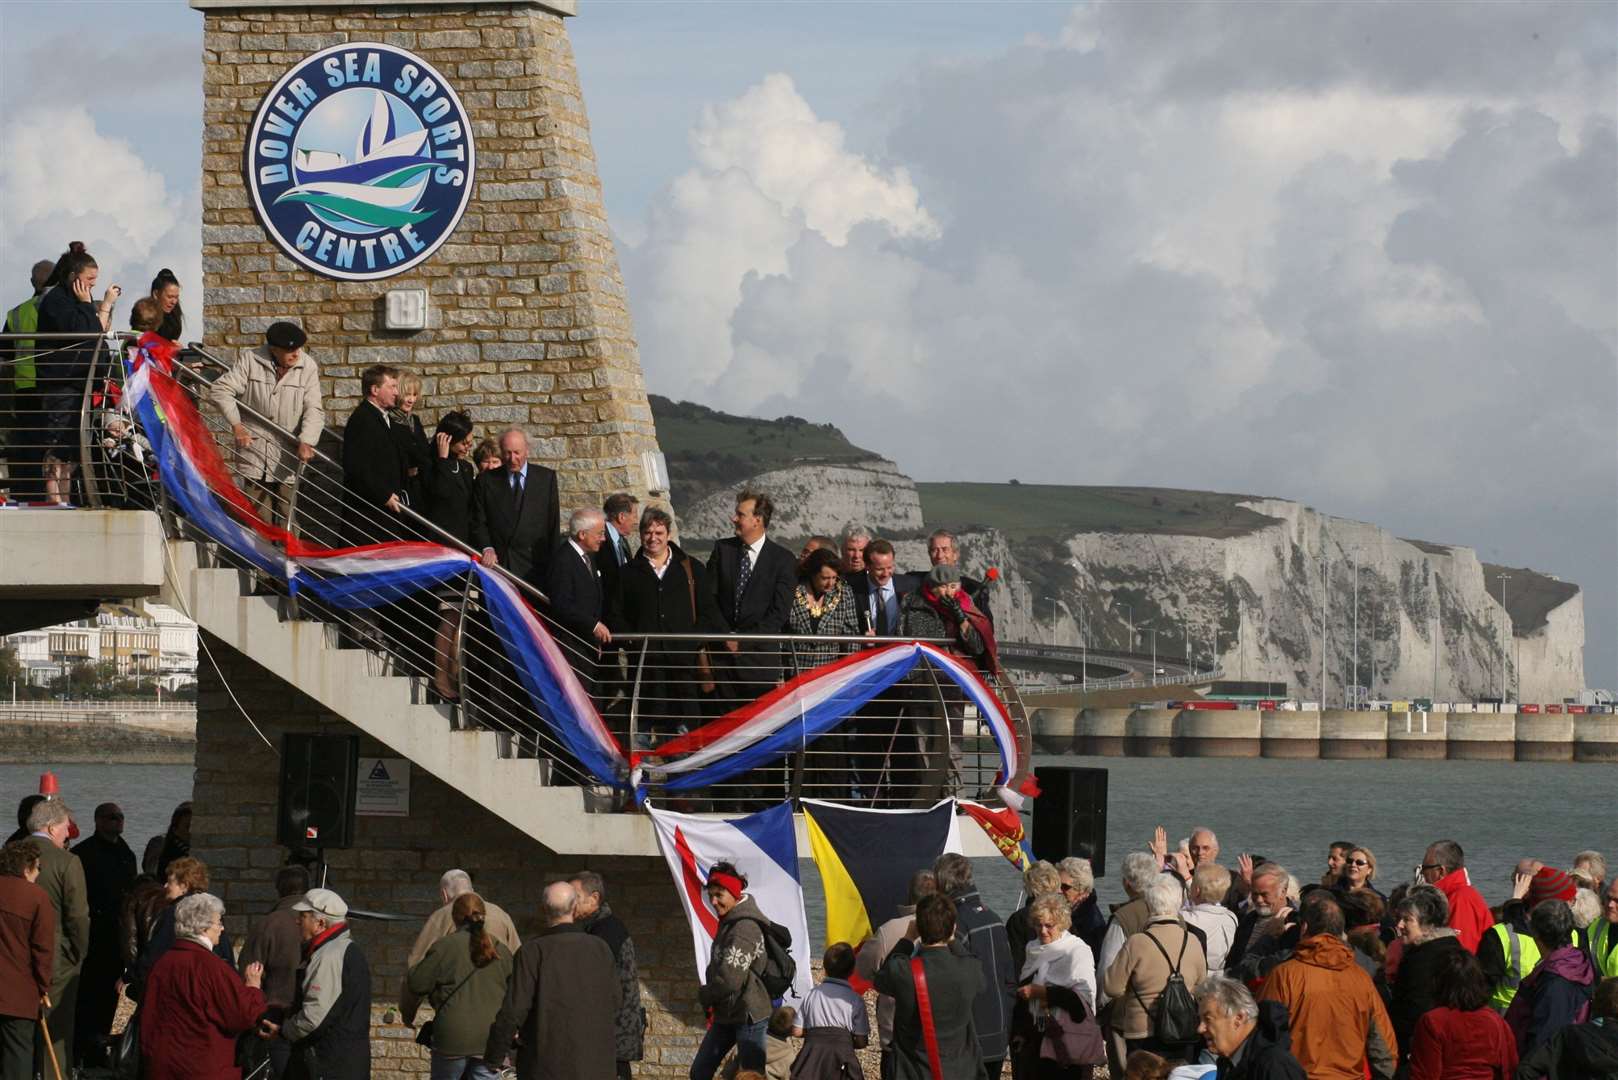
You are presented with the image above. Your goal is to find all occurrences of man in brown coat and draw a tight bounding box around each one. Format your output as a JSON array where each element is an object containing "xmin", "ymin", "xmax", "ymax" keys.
[
  {"xmin": 25, "ymin": 800, "xmax": 89, "ymax": 1076},
  {"xmin": 239, "ymin": 865, "xmax": 310, "ymax": 1079},
  {"xmin": 0, "ymin": 840, "xmax": 56, "ymax": 1079},
  {"xmin": 485, "ymin": 881, "xmax": 619, "ymax": 1079}
]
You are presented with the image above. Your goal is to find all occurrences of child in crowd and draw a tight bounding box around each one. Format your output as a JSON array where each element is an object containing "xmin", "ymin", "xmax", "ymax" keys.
[
  {"xmin": 721, "ymin": 1005, "xmax": 796, "ymax": 1080},
  {"xmin": 791, "ymin": 943, "xmax": 869, "ymax": 1078}
]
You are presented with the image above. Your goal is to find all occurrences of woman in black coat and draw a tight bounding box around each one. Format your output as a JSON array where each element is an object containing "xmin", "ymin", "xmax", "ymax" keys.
[
  {"xmin": 389, "ymin": 372, "xmax": 433, "ymax": 513},
  {"xmin": 1389, "ymin": 884, "xmax": 1465, "ymax": 1068},
  {"xmin": 609, "ymin": 506, "xmax": 715, "ymax": 740},
  {"xmin": 36, "ymin": 243, "xmax": 119, "ymax": 504},
  {"xmin": 422, "ymin": 411, "xmax": 482, "ymax": 701}
]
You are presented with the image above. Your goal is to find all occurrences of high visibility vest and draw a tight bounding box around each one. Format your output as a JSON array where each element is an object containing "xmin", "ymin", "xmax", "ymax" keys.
[
  {"xmin": 1592, "ymin": 918, "xmax": 1618, "ymax": 980},
  {"xmin": 1488, "ymin": 922, "xmax": 1541, "ymax": 1012},
  {"xmin": 4, "ymin": 295, "xmax": 41, "ymax": 390}
]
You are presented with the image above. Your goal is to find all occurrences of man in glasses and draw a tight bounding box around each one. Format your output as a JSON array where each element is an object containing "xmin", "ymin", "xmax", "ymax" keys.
[
  {"xmin": 1416, "ymin": 839, "xmax": 1494, "ymax": 953},
  {"xmin": 70, "ymin": 803, "xmax": 135, "ymax": 1066}
]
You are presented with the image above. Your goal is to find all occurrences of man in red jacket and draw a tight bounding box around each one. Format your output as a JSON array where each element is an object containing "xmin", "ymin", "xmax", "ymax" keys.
[
  {"xmin": 1420, "ymin": 840, "xmax": 1494, "ymax": 953},
  {"xmin": 0, "ymin": 840, "xmax": 55, "ymax": 1080}
]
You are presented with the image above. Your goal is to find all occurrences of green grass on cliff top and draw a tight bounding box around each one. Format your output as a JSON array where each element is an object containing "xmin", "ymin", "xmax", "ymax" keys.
[{"xmin": 917, "ymin": 482, "xmax": 1274, "ymax": 540}]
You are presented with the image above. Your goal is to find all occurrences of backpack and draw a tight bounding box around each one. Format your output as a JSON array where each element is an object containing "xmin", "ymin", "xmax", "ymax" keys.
[
  {"xmin": 1133, "ymin": 927, "xmax": 1200, "ymax": 1046},
  {"xmin": 741, "ymin": 916, "xmax": 797, "ymax": 999}
]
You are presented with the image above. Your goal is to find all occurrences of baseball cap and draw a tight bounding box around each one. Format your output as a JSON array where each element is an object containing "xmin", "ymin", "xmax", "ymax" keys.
[
  {"xmin": 265, "ymin": 321, "xmax": 308, "ymax": 350},
  {"xmin": 291, "ymin": 887, "xmax": 348, "ymax": 920}
]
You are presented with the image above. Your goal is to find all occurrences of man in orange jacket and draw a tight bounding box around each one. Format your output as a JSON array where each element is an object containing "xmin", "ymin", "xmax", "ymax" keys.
[
  {"xmin": 1420, "ymin": 839, "xmax": 1494, "ymax": 953},
  {"xmin": 1259, "ymin": 893, "xmax": 1397, "ymax": 1080}
]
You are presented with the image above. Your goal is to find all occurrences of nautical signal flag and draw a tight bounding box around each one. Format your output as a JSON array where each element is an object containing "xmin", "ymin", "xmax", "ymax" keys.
[
  {"xmin": 802, "ymin": 799, "xmax": 962, "ymax": 951},
  {"xmin": 646, "ymin": 800, "xmax": 813, "ymax": 1003}
]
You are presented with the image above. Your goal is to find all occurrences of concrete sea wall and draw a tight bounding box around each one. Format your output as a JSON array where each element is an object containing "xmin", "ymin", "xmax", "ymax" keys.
[{"xmin": 1032, "ymin": 706, "xmax": 1618, "ymax": 762}]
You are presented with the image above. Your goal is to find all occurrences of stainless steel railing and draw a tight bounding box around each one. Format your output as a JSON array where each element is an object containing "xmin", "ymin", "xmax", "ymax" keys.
[{"xmin": 2, "ymin": 332, "xmax": 1032, "ymax": 811}]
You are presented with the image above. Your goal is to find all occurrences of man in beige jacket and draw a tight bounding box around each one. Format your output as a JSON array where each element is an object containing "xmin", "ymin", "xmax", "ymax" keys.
[
  {"xmin": 207, "ymin": 321, "xmax": 324, "ymax": 529},
  {"xmin": 399, "ymin": 868, "xmax": 521, "ymax": 1025}
]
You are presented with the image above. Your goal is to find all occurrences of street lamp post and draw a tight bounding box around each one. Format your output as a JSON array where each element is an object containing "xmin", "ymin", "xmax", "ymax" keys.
[
  {"xmin": 1121, "ymin": 603, "xmax": 1133, "ymax": 653},
  {"xmin": 1140, "ymin": 625, "xmax": 1158, "ymax": 686},
  {"xmin": 1496, "ymin": 572, "xmax": 1512, "ymax": 701}
]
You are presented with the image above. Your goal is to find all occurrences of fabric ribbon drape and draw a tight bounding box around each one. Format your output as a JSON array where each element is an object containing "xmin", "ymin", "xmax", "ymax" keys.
[{"xmin": 123, "ymin": 364, "xmax": 1028, "ymax": 804}]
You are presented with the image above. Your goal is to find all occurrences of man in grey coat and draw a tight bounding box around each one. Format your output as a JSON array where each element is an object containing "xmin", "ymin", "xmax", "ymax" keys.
[
  {"xmin": 486, "ymin": 881, "xmax": 619, "ymax": 1079},
  {"xmin": 26, "ymin": 799, "xmax": 89, "ymax": 1076}
]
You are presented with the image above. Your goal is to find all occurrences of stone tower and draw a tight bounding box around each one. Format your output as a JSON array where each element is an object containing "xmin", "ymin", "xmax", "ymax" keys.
[{"xmin": 192, "ymin": 0, "xmax": 664, "ymax": 513}]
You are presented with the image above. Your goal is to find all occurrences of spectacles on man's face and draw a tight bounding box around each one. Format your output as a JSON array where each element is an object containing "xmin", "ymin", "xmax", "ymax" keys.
[
  {"xmin": 1059, "ymin": 882, "xmax": 1078, "ymax": 895},
  {"xmin": 1418, "ymin": 864, "xmax": 1444, "ymax": 872}
]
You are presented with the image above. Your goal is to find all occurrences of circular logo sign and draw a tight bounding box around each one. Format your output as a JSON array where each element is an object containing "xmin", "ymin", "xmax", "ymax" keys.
[{"xmin": 244, "ymin": 42, "xmax": 476, "ymax": 281}]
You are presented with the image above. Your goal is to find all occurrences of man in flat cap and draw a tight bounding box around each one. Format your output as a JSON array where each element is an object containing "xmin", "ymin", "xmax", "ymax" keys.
[{"xmin": 208, "ymin": 320, "xmax": 325, "ymax": 531}]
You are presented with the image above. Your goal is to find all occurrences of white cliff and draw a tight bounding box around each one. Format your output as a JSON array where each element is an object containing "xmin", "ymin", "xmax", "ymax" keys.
[{"xmin": 679, "ymin": 457, "xmax": 925, "ymax": 540}]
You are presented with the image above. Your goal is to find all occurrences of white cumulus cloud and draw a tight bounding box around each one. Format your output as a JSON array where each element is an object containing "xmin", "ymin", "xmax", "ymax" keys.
[
  {"xmin": 0, "ymin": 108, "xmax": 202, "ymax": 325},
  {"xmin": 618, "ymin": 2, "xmax": 1617, "ymax": 686},
  {"xmin": 622, "ymin": 74, "xmax": 938, "ymax": 399}
]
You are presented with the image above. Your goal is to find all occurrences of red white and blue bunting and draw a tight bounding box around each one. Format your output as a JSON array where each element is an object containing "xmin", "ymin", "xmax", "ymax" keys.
[{"xmin": 123, "ymin": 363, "xmax": 1030, "ymax": 805}]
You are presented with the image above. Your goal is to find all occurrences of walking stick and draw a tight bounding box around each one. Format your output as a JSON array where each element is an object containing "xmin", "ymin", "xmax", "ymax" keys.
[{"xmin": 38, "ymin": 993, "xmax": 65, "ymax": 1080}]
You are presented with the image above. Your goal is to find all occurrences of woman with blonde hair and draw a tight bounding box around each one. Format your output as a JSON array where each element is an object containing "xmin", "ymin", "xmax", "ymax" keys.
[
  {"xmin": 1014, "ymin": 893, "xmax": 1103, "ymax": 1078},
  {"xmin": 390, "ymin": 371, "xmax": 432, "ymax": 510},
  {"xmin": 407, "ymin": 892, "xmax": 515, "ymax": 1080},
  {"xmin": 1340, "ymin": 845, "xmax": 1384, "ymax": 899}
]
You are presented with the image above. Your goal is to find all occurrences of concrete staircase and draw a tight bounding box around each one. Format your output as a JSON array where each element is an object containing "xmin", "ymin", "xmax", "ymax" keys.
[{"xmin": 159, "ymin": 537, "xmax": 660, "ymax": 855}]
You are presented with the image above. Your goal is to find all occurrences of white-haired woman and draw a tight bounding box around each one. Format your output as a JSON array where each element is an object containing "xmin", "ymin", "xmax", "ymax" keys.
[
  {"xmin": 141, "ymin": 892, "xmax": 265, "ymax": 1079},
  {"xmin": 1014, "ymin": 893, "xmax": 1104, "ymax": 1077},
  {"xmin": 1101, "ymin": 876, "xmax": 1209, "ymax": 1059}
]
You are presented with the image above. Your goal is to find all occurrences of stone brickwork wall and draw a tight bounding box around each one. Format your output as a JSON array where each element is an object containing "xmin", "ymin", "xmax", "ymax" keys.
[
  {"xmin": 190, "ymin": 631, "xmax": 710, "ymax": 1077},
  {"xmin": 198, "ymin": 1, "xmax": 663, "ymax": 514}
]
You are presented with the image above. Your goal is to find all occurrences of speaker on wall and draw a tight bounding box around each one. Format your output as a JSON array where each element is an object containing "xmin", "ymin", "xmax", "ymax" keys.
[
  {"xmin": 1031, "ymin": 766, "xmax": 1108, "ymax": 876},
  {"xmin": 277, "ymin": 734, "xmax": 360, "ymax": 850}
]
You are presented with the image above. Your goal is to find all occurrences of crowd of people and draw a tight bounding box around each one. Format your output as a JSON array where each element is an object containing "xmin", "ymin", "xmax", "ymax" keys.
[
  {"xmin": 0, "ymin": 792, "xmax": 645, "ymax": 1080},
  {"xmin": 1, "ymin": 245, "xmax": 186, "ymax": 507},
  {"xmin": 2, "ymin": 787, "xmax": 1617, "ymax": 1080}
]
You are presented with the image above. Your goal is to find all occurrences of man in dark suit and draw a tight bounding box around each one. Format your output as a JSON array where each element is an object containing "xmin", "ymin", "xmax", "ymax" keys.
[
  {"xmin": 849, "ymin": 538, "xmax": 920, "ymax": 636},
  {"xmin": 472, "ymin": 428, "xmax": 560, "ymax": 589},
  {"xmin": 706, "ymin": 489, "xmax": 796, "ymax": 708},
  {"xmin": 594, "ymin": 493, "xmax": 639, "ymax": 713},
  {"xmin": 927, "ymin": 529, "xmax": 994, "ymax": 626},
  {"xmin": 69, "ymin": 803, "xmax": 134, "ymax": 1067},
  {"xmin": 546, "ymin": 508, "xmax": 612, "ymax": 707},
  {"xmin": 340, "ymin": 364, "xmax": 407, "ymax": 545},
  {"xmin": 24, "ymin": 799, "xmax": 88, "ymax": 1076}
]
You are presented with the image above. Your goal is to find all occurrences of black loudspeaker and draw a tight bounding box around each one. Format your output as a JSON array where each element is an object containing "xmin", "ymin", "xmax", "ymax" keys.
[
  {"xmin": 1031, "ymin": 766, "xmax": 1108, "ymax": 877},
  {"xmin": 277, "ymin": 734, "xmax": 360, "ymax": 849}
]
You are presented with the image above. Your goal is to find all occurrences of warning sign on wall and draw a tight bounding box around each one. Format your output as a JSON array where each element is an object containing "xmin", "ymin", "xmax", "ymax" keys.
[{"xmin": 355, "ymin": 757, "xmax": 410, "ymax": 817}]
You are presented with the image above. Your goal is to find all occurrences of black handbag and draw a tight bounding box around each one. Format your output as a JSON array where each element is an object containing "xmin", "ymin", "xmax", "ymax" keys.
[
  {"xmin": 415, "ymin": 967, "xmax": 477, "ymax": 1047},
  {"xmin": 112, "ymin": 1012, "xmax": 141, "ymax": 1080}
]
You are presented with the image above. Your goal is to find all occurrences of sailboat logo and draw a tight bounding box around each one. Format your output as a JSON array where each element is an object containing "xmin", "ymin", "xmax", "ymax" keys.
[
  {"xmin": 280, "ymin": 91, "xmax": 438, "ymax": 232},
  {"xmin": 244, "ymin": 42, "xmax": 476, "ymax": 281}
]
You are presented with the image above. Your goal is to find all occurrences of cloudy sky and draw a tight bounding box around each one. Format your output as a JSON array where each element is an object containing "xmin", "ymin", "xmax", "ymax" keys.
[{"xmin": 2, "ymin": 1, "xmax": 1614, "ymax": 686}]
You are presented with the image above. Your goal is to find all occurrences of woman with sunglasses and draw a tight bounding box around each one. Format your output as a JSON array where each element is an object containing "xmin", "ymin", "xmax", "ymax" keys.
[{"xmin": 1339, "ymin": 846, "xmax": 1385, "ymax": 901}]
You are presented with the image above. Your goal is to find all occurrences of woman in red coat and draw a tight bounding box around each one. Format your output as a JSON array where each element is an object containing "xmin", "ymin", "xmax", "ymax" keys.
[
  {"xmin": 1408, "ymin": 948, "xmax": 1517, "ymax": 1080},
  {"xmin": 142, "ymin": 892, "xmax": 265, "ymax": 1079}
]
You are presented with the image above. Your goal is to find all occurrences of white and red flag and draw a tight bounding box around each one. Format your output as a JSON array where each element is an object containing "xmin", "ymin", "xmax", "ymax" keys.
[{"xmin": 646, "ymin": 800, "xmax": 814, "ymax": 1004}]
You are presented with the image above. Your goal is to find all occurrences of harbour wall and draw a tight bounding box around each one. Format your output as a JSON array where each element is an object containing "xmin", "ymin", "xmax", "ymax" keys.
[{"xmin": 1031, "ymin": 706, "xmax": 1618, "ymax": 763}]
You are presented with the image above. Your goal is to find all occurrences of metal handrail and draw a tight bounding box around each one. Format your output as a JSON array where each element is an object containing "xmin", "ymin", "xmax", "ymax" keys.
[{"xmin": 2, "ymin": 333, "xmax": 1033, "ymax": 811}]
